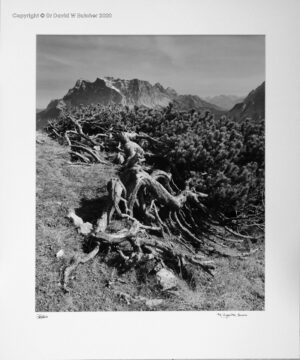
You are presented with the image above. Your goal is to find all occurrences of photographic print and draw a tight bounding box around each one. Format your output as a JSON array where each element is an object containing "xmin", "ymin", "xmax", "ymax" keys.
[{"xmin": 36, "ymin": 35, "xmax": 265, "ymax": 312}]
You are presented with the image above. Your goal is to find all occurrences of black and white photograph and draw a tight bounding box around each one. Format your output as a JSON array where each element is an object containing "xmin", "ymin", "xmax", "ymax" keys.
[
  {"xmin": 36, "ymin": 35, "xmax": 265, "ymax": 312},
  {"xmin": 2, "ymin": 0, "xmax": 300, "ymax": 358}
]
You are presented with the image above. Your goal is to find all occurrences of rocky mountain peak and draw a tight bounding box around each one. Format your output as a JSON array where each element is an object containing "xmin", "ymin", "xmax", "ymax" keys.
[
  {"xmin": 37, "ymin": 76, "xmax": 241, "ymax": 128},
  {"xmin": 229, "ymin": 82, "xmax": 265, "ymax": 120}
]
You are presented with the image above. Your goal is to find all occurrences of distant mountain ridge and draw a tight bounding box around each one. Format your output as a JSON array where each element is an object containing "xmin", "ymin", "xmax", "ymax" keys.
[
  {"xmin": 37, "ymin": 77, "xmax": 223, "ymax": 128},
  {"xmin": 205, "ymin": 95, "xmax": 244, "ymax": 110}
]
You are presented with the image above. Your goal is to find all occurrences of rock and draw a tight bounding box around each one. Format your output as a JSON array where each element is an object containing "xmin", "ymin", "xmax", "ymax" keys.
[
  {"xmin": 145, "ymin": 299, "xmax": 163, "ymax": 308},
  {"xmin": 156, "ymin": 268, "xmax": 178, "ymax": 291},
  {"xmin": 78, "ymin": 222, "xmax": 93, "ymax": 235},
  {"xmin": 56, "ymin": 249, "xmax": 65, "ymax": 258}
]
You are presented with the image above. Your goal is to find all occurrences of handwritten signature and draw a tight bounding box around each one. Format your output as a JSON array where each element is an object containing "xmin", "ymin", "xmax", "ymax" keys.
[
  {"xmin": 217, "ymin": 312, "xmax": 248, "ymax": 318},
  {"xmin": 37, "ymin": 314, "xmax": 48, "ymax": 319}
]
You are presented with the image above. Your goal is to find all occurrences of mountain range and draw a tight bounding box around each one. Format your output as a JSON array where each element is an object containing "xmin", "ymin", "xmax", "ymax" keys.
[
  {"xmin": 37, "ymin": 77, "xmax": 265, "ymax": 129},
  {"xmin": 37, "ymin": 77, "xmax": 223, "ymax": 127}
]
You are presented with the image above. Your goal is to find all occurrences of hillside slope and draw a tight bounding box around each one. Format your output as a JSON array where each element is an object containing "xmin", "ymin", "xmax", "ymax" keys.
[{"xmin": 36, "ymin": 132, "xmax": 264, "ymax": 311}]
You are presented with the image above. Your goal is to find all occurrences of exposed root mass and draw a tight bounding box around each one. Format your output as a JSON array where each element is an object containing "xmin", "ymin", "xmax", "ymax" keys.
[{"xmin": 48, "ymin": 109, "xmax": 262, "ymax": 291}]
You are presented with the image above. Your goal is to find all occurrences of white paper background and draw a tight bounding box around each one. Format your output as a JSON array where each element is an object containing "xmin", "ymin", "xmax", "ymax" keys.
[{"xmin": 0, "ymin": 0, "xmax": 299, "ymax": 359}]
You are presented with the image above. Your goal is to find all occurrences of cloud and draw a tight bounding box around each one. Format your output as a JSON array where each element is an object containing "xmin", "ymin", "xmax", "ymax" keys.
[{"xmin": 36, "ymin": 35, "xmax": 265, "ymax": 108}]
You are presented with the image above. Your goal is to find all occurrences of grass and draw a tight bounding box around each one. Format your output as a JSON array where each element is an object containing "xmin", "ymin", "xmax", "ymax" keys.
[{"xmin": 36, "ymin": 131, "xmax": 264, "ymax": 311}]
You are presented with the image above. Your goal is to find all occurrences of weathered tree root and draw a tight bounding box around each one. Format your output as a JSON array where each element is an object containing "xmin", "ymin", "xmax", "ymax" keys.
[
  {"xmin": 58, "ymin": 111, "xmax": 258, "ymax": 292},
  {"xmin": 60, "ymin": 245, "xmax": 100, "ymax": 292},
  {"xmin": 224, "ymin": 226, "xmax": 264, "ymax": 242},
  {"xmin": 67, "ymin": 209, "xmax": 93, "ymax": 235},
  {"xmin": 114, "ymin": 291, "xmax": 164, "ymax": 307}
]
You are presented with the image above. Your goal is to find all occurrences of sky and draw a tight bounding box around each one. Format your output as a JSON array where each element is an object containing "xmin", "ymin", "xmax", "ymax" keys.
[{"xmin": 36, "ymin": 35, "xmax": 265, "ymax": 109}]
